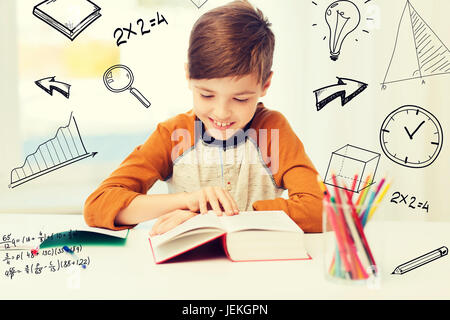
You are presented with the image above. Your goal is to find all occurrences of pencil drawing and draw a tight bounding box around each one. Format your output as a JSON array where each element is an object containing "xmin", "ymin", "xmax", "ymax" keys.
[{"xmin": 392, "ymin": 246, "xmax": 448, "ymax": 275}]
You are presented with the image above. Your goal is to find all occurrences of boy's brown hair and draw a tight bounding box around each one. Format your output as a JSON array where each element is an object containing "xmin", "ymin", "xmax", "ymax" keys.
[{"xmin": 187, "ymin": 0, "xmax": 275, "ymax": 85}]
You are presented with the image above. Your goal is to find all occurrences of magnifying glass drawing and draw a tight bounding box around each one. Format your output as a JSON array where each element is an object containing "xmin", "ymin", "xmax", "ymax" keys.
[{"xmin": 103, "ymin": 64, "xmax": 151, "ymax": 108}]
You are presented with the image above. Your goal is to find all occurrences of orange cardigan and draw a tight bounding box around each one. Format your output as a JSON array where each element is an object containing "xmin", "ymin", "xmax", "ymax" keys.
[{"xmin": 84, "ymin": 103, "xmax": 323, "ymax": 232}]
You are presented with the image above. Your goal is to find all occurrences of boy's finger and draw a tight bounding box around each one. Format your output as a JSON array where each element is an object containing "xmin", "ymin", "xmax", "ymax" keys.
[
  {"xmin": 150, "ymin": 212, "xmax": 174, "ymax": 235},
  {"xmin": 223, "ymin": 189, "xmax": 239, "ymax": 215},
  {"xmin": 199, "ymin": 189, "xmax": 208, "ymax": 214},
  {"xmin": 214, "ymin": 188, "xmax": 234, "ymax": 216},
  {"xmin": 155, "ymin": 210, "xmax": 196, "ymax": 235},
  {"xmin": 205, "ymin": 187, "xmax": 222, "ymax": 216},
  {"xmin": 150, "ymin": 210, "xmax": 184, "ymax": 235}
]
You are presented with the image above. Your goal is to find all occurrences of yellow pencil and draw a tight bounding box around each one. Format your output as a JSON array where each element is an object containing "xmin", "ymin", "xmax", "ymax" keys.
[
  {"xmin": 368, "ymin": 181, "xmax": 391, "ymax": 221},
  {"xmin": 355, "ymin": 174, "xmax": 371, "ymax": 207},
  {"xmin": 356, "ymin": 175, "xmax": 372, "ymax": 215}
]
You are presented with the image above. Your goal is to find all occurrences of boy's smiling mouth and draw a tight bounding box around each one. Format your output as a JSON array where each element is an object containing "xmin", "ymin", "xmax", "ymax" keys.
[{"xmin": 208, "ymin": 117, "xmax": 235, "ymax": 130}]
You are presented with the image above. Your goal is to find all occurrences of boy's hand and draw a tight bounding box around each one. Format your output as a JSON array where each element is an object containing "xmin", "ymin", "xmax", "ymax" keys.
[
  {"xmin": 150, "ymin": 209, "xmax": 197, "ymax": 236},
  {"xmin": 184, "ymin": 186, "xmax": 239, "ymax": 216}
]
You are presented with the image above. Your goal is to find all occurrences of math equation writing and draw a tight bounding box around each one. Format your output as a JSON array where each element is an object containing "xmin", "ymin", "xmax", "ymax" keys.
[
  {"xmin": 390, "ymin": 191, "xmax": 429, "ymax": 213},
  {"xmin": 114, "ymin": 12, "xmax": 168, "ymax": 47},
  {"xmin": 1, "ymin": 230, "xmax": 92, "ymax": 280}
]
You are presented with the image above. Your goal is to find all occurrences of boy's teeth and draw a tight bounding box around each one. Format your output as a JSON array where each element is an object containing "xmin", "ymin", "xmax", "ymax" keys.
[{"xmin": 214, "ymin": 120, "xmax": 231, "ymax": 127}]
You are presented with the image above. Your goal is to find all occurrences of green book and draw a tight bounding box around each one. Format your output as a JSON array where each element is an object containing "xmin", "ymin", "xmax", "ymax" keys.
[
  {"xmin": 1, "ymin": 225, "xmax": 128, "ymax": 251},
  {"xmin": 40, "ymin": 227, "xmax": 129, "ymax": 248}
]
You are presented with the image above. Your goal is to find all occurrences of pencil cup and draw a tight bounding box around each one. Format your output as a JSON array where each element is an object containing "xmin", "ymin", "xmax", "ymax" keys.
[{"xmin": 322, "ymin": 200, "xmax": 381, "ymax": 286}]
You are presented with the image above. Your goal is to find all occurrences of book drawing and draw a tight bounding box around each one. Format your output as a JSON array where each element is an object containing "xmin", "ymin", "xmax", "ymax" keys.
[{"xmin": 33, "ymin": 0, "xmax": 102, "ymax": 41}]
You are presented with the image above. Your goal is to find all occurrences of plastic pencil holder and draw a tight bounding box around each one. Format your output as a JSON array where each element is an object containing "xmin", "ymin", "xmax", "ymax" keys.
[{"xmin": 322, "ymin": 199, "xmax": 382, "ymax": 287}]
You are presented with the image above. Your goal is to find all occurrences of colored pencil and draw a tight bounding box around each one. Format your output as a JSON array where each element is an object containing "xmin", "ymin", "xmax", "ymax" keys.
[
  {"xmin": 361, "ymin": 178, "xmax": 386, "ymax": 226},
  {"xmin": 334, "ymin": 177, "xmax": 369, "ymax": 279},
  {"xmin": 356, "ymin": 175, "xmax": 372, "ymax": 215},
  {"xmin": 367, "ymin": 181, "xmax": 391, "ymax": 223},
  {"xmin": 323, "ymin": 187, "xmax": 352, "ymax": 279},
  {"xmin": 331, "ymin": 174, "xmax": 362, "ymax": 279},
  {"xmin": 350, "ymin": 174, "xmax": 359, "ymax": 199},
  {"xmin": 342, "ymin": 184, "xmax": 378, "ymax": 276}
]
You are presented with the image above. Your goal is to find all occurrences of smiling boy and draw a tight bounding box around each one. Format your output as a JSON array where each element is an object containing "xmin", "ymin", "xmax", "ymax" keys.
[{"xmin": 84, "ymin": 0, "xmax": 323, "ymax": 234}]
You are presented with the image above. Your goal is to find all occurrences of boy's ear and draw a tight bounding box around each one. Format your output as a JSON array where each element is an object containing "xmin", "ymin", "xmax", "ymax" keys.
[
  {"xmin": 260, "ymin": 71, "xmax": 273, "ymax": 97},
  {"xmin": 184, "ymin": 63, "xmax": 193, "ymax": 90},
  {"xmin": 184, "ymin": 63, "xmax": 189, "ymax": 79}
]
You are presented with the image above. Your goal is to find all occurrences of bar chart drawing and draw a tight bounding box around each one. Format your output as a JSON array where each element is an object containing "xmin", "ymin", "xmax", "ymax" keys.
[{"xmin": 9, "ymin": 112, "xmax": 97, "ymax": 188}]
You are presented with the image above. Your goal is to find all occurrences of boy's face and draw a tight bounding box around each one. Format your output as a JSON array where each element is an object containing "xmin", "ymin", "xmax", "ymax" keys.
[{"xmin": 188, "ymin": 72, "xmax": 272, "ymax": 140}]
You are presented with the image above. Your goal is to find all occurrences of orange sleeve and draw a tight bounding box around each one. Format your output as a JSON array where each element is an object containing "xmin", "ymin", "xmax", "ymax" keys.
[
  {"xmin": 83, "ymin": 123, "xmax": 174, "ymax": 230},
  {"xmin": 251, "ymin": 110, "xmax": 323, "ymax": 233}
]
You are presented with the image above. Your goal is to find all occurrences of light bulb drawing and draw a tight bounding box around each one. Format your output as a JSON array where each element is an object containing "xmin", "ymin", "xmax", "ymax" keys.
[
  {"xmin": 325, "ymin": 0, "xmax": 361, "ymax": 61},
  {"xmin": 311, "ymin": 1, "xmax": 375, "ymax": 61}
]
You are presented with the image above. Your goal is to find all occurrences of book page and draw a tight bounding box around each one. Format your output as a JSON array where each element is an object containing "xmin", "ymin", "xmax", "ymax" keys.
[
  {"xmin": 150, "ymin": 212, "xmax": 224, "ymax": 247},
  {"xmin": 220, "ymin": 211, "xmax": 303, "ymax": 234},
  {"xmin": 74, "ymin": 226, "xmax": 128, "ymax": 239}
]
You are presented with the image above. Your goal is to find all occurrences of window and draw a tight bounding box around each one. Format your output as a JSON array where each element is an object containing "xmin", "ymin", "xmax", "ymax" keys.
[{"xmin": 1, "ymin": 0, "xmax": 197, "ymax": 213}]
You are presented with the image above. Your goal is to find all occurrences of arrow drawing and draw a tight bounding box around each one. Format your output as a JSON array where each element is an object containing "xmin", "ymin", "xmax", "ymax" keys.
[
  {"xmin": 35, "ymin": 76, "xmax": 71, "ymax": 99},
  {"xmin": 9, "ymin": 112, "xmax": 97, "ymax": 188},
  {"xmin": 313, "ymin": 77, "xmax": 368, "ymax": 111}
]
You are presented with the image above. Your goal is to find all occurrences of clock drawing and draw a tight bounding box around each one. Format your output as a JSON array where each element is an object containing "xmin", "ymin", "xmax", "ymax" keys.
[{"xmin": 380, "ymin": 105, "xmax": 443, "ymax": 168}]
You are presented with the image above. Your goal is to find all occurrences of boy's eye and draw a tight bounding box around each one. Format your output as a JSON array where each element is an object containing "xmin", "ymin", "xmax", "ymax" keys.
[
  {"xmin": 200, "ymin": 93, "xmax": 214, "ymax": 99},
  {"xmin": 234, "ymin": 97, "xmax": 248, "ymax": 102}
]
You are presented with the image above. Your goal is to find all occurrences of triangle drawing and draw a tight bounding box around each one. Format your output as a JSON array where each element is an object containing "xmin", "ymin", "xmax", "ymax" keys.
[{"xmin": 382, "ymin": 0, "xmax": 450, "ymax": 85}]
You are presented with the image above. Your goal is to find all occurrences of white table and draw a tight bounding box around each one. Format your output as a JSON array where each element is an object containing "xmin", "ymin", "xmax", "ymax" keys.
[{"xmin": 1, "ymin": 213, "xmax": 449, "ymax": 300}]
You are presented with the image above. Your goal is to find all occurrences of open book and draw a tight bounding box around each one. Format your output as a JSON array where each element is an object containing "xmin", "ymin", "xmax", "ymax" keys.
[{"xmin": 148, "ymin": 211, "xmax": 310, "ymax": 263}]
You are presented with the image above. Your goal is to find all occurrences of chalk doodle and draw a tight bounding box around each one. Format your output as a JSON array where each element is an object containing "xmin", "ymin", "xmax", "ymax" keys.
[
  {"xmin": 392, "ymin": 246, "xmax": 448, "ymax": 275},
  {"xmin": 324, "ymin": 144, "xmax": 380, "ymax": 193},
  {"xmin": 103, "ymin": 64, "xmax": 151, "ymax": 108},
  {"xmin": 379, "ymin": 105, "xmax": 443, "ymax": 168},
  {"xmin": 113, "ymin": 12, "xmax": 168, "ymax": 47},
  {"xmin": 381, "ymin": 0, "xmax": 450, "ymax": 87},
  {"xmin": 33, "ymin": 0, "xmax": 101, "ymax": 41},
  {"xmin": 2, "ymin": 244, "xmax": 89, "ymax": 280},
  {"xmin": 313, "ymin": 77, "xmax": 368, "ymax": 111},
  {"xmin": 390, "ymin": 190, "xmax": 430, "ymax": 213},
  {"xmin": 35, "ymin": 76, "xmax": 71, "ymax": 99},
  {"xmin": 190, "ymin": 0, "xmax": 209, "ymax": 9},
  {"xmin": 312, "ymin": 0, "xmax": 375, "ymax": 61},
  {"xmin": 9, "ymin": 112, "xmax": 97, "ymax": 188},
  {"xmin": 1, "ymin": 229, "xmax": 92, "ymax": 287}
]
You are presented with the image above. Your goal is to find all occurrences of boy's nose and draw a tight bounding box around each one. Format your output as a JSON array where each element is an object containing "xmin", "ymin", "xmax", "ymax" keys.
[{"xmin": 214, "ymin": 101, "xmax": 232, "ymax": 120}]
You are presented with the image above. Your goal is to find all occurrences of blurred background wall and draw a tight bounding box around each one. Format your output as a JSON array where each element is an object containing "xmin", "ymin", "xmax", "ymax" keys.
[{"xmin": 0, "ymin": 0, "xmax": 448, "ymax": 221}]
